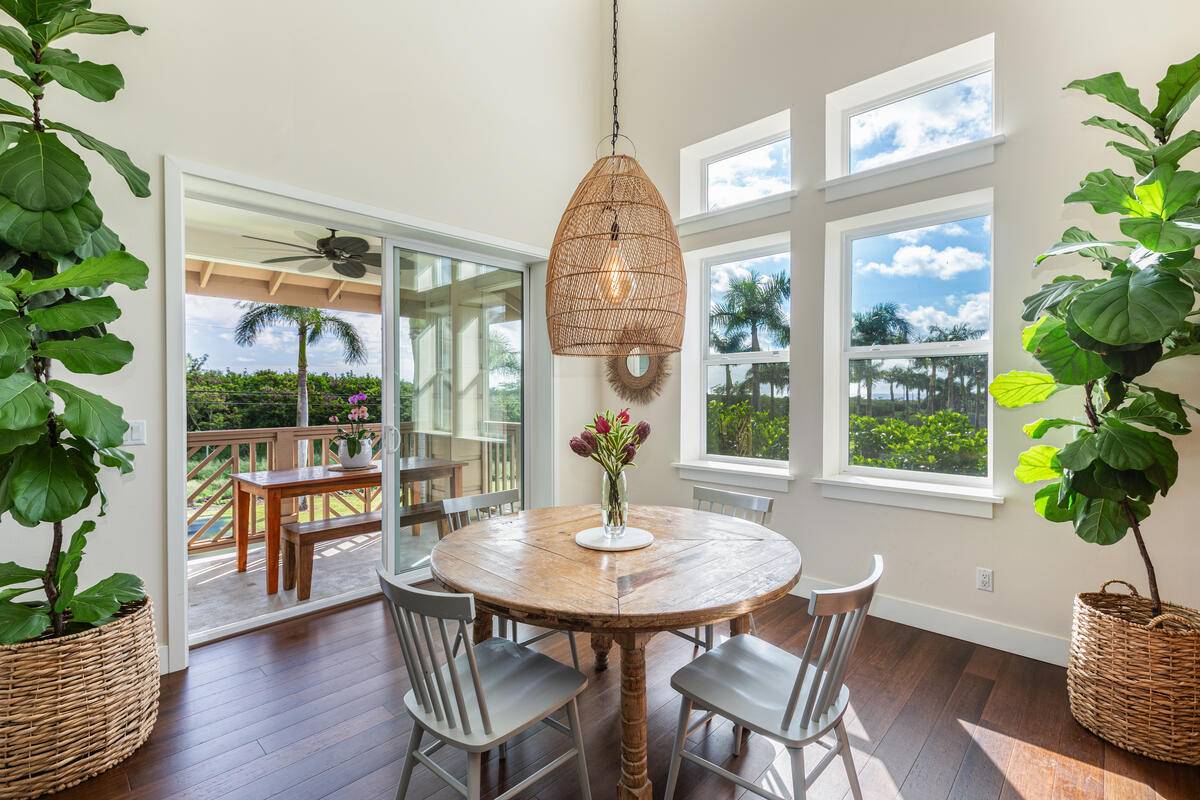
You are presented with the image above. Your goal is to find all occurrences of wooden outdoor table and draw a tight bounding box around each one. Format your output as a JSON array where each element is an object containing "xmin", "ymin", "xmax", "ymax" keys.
[
  {"xmin": 233, "ymin": 457, "xmax": 464, "ymax": 594},
  {"xmin": 429, "ymin": 504, "xmax": 802, "ymax": 800}
]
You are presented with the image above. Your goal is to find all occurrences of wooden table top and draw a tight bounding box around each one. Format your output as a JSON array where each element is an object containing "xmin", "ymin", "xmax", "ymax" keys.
[
  {"xmin": 231, "ymin": 457, "xmax": 463, "ymax": 489},
  {"xmin": 430, "ymin": 504, "xmax": 802, "ymax": 633}
]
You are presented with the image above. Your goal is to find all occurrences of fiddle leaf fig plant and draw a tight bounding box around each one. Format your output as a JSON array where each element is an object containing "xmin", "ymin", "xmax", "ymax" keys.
[
  {"xmin": 0, "ymin": 1, "xmax": 148, "ymax": 644},
  {"xmin": 991, "ymin": 52, "xmax": 1200, "ymax": 618}
]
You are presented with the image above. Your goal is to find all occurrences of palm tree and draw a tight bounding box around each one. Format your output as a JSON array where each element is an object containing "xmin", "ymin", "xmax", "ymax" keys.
[
  {"xmin": 923, "ymin": 323, "xmax": 986, "ymax": 413},
  {"xmin": 851, "ymin": 302, "xmax": 912, "ymax": 347},
  {"xmin": 709, "ymin": 329, "xmax": 748, "ymax": 399},
  {"xmin": 710, "ymin": 272, "xmax": 790, "ymax": 407},
  {"xmin": 234, "ymin": 303, "xmax": 368, "ymax": 432}
]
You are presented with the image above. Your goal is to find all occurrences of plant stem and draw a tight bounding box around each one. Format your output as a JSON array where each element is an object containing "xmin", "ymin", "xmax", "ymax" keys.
[
  {"xmin": 1123, "ymin": 501, "xmax": 1162, "ymax": 617},
  {"xmin": 42, "ymin": 520, "xmax": 63, "ymax": 636}
]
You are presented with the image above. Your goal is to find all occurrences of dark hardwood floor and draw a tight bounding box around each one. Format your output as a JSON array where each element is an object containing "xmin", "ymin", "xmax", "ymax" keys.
[{"xmin": 59, "ymin": 594, "xmax": 1200, "ymax": 800}]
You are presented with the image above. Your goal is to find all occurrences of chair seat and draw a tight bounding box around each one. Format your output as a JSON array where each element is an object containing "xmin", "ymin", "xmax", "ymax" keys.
[
  {"xmin": 670, "ymin": 634, "xmax": 849, "ymax": 746},
  {"xmin": 405, "ymin": 637, "xmax": 586, "ymax": 751}
]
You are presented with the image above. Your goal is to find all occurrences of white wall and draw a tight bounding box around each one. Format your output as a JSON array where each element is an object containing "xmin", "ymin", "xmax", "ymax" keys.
[
  {"xmin": 589, "ymin": 0, "xmax": 1200, "ymax": 662},
  {"xmin": 0, "ymin": 1, "xmax": 604, "ymax": 651}
]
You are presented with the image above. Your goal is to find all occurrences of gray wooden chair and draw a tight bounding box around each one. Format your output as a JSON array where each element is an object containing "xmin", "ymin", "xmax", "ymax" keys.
[
  {"xmin": 377, "ymin": 568, "xmax": 592, "ymax": 800},
  {"xmin": 672, "ymin": 486, "xmax": 775, "ymax": 651},
  {"xmin": 441, "ymin": 490, "xmax": 580, "ymax": 670},
  {"xmin": 663, "ymin": 555, "xmax": 883, "ymax": 800}
]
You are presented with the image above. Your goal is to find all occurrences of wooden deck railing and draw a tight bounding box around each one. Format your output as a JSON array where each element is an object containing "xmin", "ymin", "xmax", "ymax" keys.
[{"xmin": 185, "ymin": 421, "xmax": 520, "ymax": 556}]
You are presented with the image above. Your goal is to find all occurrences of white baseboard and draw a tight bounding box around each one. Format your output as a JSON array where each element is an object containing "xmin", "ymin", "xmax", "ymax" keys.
[{"xmin": 792, "ymin": 577, "xmax": 1068, "ymax": 667}]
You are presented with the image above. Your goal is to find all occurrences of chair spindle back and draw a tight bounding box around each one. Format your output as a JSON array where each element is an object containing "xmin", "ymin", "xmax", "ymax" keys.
[
  {"xmin": 781, "ymin": 555, "xmax": 883, "ymax": 732},
  {"xmin": 442, "ymin": 488, "xmax": 521, "ymax": 536},
  {"xmin": 377, "ymin": 568, "xmax": 493, "ymax": 736},
  {"xmin": 692, "ymin": 486, "xmax": 773, "ymax": 525}
]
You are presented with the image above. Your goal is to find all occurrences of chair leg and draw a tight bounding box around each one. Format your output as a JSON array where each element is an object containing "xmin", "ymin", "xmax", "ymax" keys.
[
  {"xmin": 282, "ymin": 539, "xmax": 296, "ymax": 590},
  {"xmin": 748, "ymin": 612, "xmax": 757, "ymax": 636},
  {"xmin": 663, "ymin": 697, "xmax": 692, "ymax": 800},
  {"xmin": 466, "ymin": 751, "xmax": 482, "ymax": 800},
  {"xmin": 566, "ymin": 697, "xmax": 592, "ymax": 800},
  {"xmin": 790, "ymin": 746, "xmax": 807, "ymax": 800},
  {"xmin": 836, "ymin": 719, "xmax": 863, "ymax": 800},
  {"xmin": 567, "ymin": 631, "xmax": 580, "ymax": 671},
  {"xmin": 704, "ymin": 624, "xmax": 714, "ymax": 651},
  {"xmin": 498, "ymin": 617, "xmax": 508, "ymax": 638},
  {"xmin": 394, "ymin": 724, "xmax": 423, "ymax": 800},
  {"xmin": 734, "ymin": 723, "xmax": 744, "ymax": 756}
]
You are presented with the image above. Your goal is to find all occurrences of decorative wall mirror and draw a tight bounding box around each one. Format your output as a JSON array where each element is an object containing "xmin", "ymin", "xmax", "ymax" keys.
[{"xmin": 606, "ymin": 346, "xmax": 670, "ymax": 403}]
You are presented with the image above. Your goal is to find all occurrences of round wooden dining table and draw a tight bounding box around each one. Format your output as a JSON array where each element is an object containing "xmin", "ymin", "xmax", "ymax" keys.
[{"xmin": 429, "ymin": 503, "xmax": 802, "ymax": 800}]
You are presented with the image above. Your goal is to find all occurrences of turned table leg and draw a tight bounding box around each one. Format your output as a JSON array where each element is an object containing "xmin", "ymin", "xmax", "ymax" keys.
[
  {"xmin": 591, "ymin": 632, "xmax": 613, "ymax": 672},
  {"xmin": 616, "ymin": 632, "xmax": 653, "ymax": 800},
  {"xmin": 473, "ymin": 611, "xmax": 494, "ymax": 644},
  {"xmin": 730, "ymin": 613, "xmax": 752, "ymax": 637}
]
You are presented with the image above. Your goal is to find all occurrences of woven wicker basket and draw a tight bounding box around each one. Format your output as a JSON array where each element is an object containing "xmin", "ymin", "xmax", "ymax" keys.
[
  {"xmin": 1068, "ymin": 581, "xmax": 1200, "ymax": 765},
  {"xmin": 0, "ymin": 598, "xmax": 159, "ymax": 799}
]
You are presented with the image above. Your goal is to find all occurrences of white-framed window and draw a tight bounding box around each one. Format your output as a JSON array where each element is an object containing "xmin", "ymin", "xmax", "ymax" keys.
[
  {"xmin": 821, "ymin": 189, "xmax": 995, "ymax": 511},
  {"xmin": 823, "ymin": 34, "xmax": 1001, "ymax": 200},
  {"xmin": 701, "ymin": 243, "xmax": 791, "ymax": 465},
  {"xmin": 678, "ymin": 110, "xmax": 793, "ymax": 233}
]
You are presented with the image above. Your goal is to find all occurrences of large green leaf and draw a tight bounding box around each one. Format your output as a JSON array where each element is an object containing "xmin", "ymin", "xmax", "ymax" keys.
[
  {"xmin": 1069, "ymin": 269, "xmax": 1194, "ymax": 345},
  {"xmin": 71, "ymin": 222, "xmax": 119, "ymax": 261},
  {"xmin": 1023, "ymin": 417, "xmax": 1083, "ymax": 439},
  {"xmin": 1108, "ymin": 141, "xmax": 1154, "ymax": 174},
  {"xmin": 1066, "ymin": 73, "xmax": 1158, "ymax": 126},
  {"xmin": 1109, "ymin": 393, "xmax": 1189, "ymax": 434},
  {"xmin": 6, "ymin": 437, "xmax": 93, "ymax": 523},
  {"xmin": 1094, "ymin": 461, "xmax": 1159, "ymax": 501},
  {"xmin": 0, "ymin": 560, "xmax": 40, "ymax": 586},
  {"xmin": 988, "ymin": 370, "xmax": 1065, "ymax": 408},
  {"xmin": 1153, "ymin": 53, "xmax": 1200, "ymax": 137},
  {"xmin": 0, "ymin": 310, "xmax": 28, "ymax": 376},
  {"xmin": 0, "ymin": 372, "xmax": 48, "ymax": 428},
  {"xmin": 1063, "ymin": 465, "xmax": 1127, "ymax": 502},
  {"xmin": 1064, "ymin": 169, "xmax": 1144, "ymax": 215},
  {"xmin": 1073, "ymin": 497, "xmax": 1131, "ymax": 545},
  {"xmin": 46, "ymin": 121, "xmax": 149, "ymax": 198},
  {"xmin": 0, "ymin": 94, "xmax": 30, "ymax": 119},
  {"xmin": 47, "ymin": 378, "xmax": 126, "ymax": 447},
  {"xmin": 1023, "ymin": 315, "xmax": 1108, "ymax": 384},
  {"xmin": 0, "ymin": 0, "xmax": 85, "ymax": 26},
  {"xmin": 1119, "ymin": 214, "xmax": 1200, "ymax": 252},
  {"xmin": 30, "ymin": 59, "xmax": 122, "ymax": 102},
  {"xmin": 0, "ymin": 423, "xmax": 43, "ymax": 454},
  {"xmin": 1130, "ymin": 384, "xmax": 1192, "ymax": 431},
  {"xmin": 0, "ymin": 190, "xmax": 101, "ymax": 253},
  {"xmin": 51, "ymin": 519, "xmax": 91, "ymax": 612},
  {"xmin": 1099, "ymin": 341, "xmax": 1162, "ymax": 379},
  {"xmin": 23, "ymin": 250, "xmax": 148, "ymax": 293},
  {"xmin": 1014, "ymin": 445, "xmax": 1061, "ymax": 483},
  {"xmin": 1057, "ymin": 433, "xmax": 1100, "ymax": 471},
  {"xmin": 0, "ymin": 25, "xmax": 32, "ymax": 61},
  {"xmin": 1035, "ymin": 482, "xmax": 1076, "ymax": 523},
  {"xmin": 1083, "ymin": 115, "xmax": 1151, "ymax": 147},
  {"xmin": 1022, "ymin": 275, "xmax": 1104, "ymax": 321},
  {"xmin": 68, "ymin": 572, "xmax": 142, "ymax": 623},
  {"xmin": 1150, "ymin": 131, "xmax": 1200, "ymax": 168},
  {"xmin": 36, "ymin": 332, "xmax": 131, "ymax": 374},
  {"xmin": 1034, "ymin": 239, "xmax": 1133, "ymax": 267},
  {"xmin": 0, "ymin": 599, "xmax": 48, "ymax": 643},
  {"xmin": 27, "ymin": 296, "xmax": 118, "ymax": 331},
  {"xmin": 0, "ymin": 130, "xmax": 90, "ymax": 211},
  {"xmin": 31, "ymin": 10, "xmax": 146, "ymax": 44},
  {"xmin": 1133, "ymin": 166, "xmax": 1200, "ymax": 219},
  {"xmin": 96, "ymin": 444, "xmax": 132, "ymax": 474},
  {"xmin": 1094, "ymin": 418, "xmax": 1177, "ymax": 482}
]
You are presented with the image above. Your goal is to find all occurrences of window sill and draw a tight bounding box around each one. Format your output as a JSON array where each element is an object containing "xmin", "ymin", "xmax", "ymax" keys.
[
  {"xmin": 676, "ymin": 190, "xmax": 797, "ymax": 238},
  {"xmin": 820, "ymin": 134, "xmax": 1005, "ymax": 202},
  {"xmin": 813, "ymin": 474, "xmax": 1003, "ymax": 519},
  {"xmin": 673, "ymin": 459, "xmax": 794, "ymax": 493}
]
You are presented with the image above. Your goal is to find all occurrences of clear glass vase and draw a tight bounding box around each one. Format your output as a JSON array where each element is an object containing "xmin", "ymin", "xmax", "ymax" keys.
[{"xmin": 601, "ymin": 470, "xmax": 628, "ymax": 538}]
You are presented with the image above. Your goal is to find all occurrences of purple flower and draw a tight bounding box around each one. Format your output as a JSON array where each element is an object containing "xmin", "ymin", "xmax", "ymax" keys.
[
  {"xmin": 581, "ymin": 430, "xmax": 598, "ymax": 450},
  {"xmin": 634, "ymin": 420, "xmax": 651, "ymax": 444},
  {"xmin": 621, "ymin": 442, "xmax": 637, "ymax": 464},
  {"xmin": 569, "ymin": 436, "xmax": 593, "ymax": 457},
  {"xmin": 348, "ymin": 392, "xmax": 368, "ymax": 405}
]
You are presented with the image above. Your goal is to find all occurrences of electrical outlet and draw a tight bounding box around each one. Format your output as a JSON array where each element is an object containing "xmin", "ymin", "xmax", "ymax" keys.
[
  {"xmin": 123, "ymin": 419, "xmax": 147, "ymax": 446},
  {"xmin": 976, "ymin": 567, "xmax": 994, "ymax": 592}
]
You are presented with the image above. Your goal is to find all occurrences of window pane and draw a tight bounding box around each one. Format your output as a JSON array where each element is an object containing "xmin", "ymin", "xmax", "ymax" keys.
[
  {"xmin": 847, "ymin": 355, "xmax": 987, "ymax": 477},
  {"xmin": 706, "ymin": 138, "xmax": 791, "ymax": 211},
  {"xmin": 708, "ymin": 252, "xmax": 791, "ymax": 354},
  {"xmin": 705, "ymin": 363, "xmax": 789, "ymax": 461},
  {"xmin": 850, "ymin": 215, "xmax": 990, "ymax": 345},
  {"xmin": 849, "ymin": 72, "xmax": 992, "ymax": 173}
]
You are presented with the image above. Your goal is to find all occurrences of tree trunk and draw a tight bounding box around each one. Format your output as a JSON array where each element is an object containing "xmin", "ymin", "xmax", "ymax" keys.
[
  {"xmin": 1123, "ymin": 501, "xmax": 1162, "ymax": 617},
  {"xmin": 749, "ymin": 324, "xmax": 760, "ymax": 408}
]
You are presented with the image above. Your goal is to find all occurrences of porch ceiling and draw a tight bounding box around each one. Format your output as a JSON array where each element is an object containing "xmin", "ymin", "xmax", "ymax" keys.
[{"xmin": 185, "ymin": 258, "xmax": 381, "ymax": 314}]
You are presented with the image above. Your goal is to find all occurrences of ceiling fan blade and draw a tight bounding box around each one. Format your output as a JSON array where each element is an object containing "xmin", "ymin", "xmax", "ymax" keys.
[
  {"xmin": 358, "ymin": 252, "xmax": 382, "ymax": 267},
  {"xmin": 241, "ymin": 235, "xmax": 315, "ymax": 252},
  {"xmin": 297, "ymin": 260, "xmax": 331, "ymax": 273},
  {"xmin": 330, "ymin": 236, "xmax": 370, "ymax": 255},
  {"xmin": 334, "ymin": 260, "xmax": 367, "ymax": 279},
  {"xmin": 261, "ymin": 255, "xmax": 320, "ymax": 264},
  {"xmin": 293, "ymin": 230, "xmax": 322, "ymax": 245}
]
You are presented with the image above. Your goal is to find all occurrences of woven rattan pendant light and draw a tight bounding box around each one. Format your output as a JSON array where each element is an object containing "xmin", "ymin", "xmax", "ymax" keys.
[{"xmin": 545, "ymin": 0, "xmax": 686, "ymax": 356}]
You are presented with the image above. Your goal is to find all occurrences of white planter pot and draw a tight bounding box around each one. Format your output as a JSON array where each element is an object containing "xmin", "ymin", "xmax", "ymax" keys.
[{"xmin": 336, "ymin": 437, "xmax": 373, "ymax": 469}]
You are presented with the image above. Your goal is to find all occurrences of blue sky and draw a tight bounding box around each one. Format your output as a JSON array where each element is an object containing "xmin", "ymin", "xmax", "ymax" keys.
[
  {"xmin": 708, "ymin": 252, "xmax": 791, "ymax": 352},
  {"xmin": 851, "ymin": 215, "xmax": 991, "ymax": 341},
  {"xmin": 849, "ymin": 72, "xmax": 992, "ymax": 173},
  {"xmin": 707, "ymin": 139, "xmax": 791, "ymax": 210}
]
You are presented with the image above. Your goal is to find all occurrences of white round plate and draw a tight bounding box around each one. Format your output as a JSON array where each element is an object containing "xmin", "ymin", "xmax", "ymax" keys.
[
  {"xmin": 575, "ymin": 526, "xmax": 654, "ymax": 552},
  {"xmin": 328, "ymin": 463, "xmax": 375, "ymax": 472}
]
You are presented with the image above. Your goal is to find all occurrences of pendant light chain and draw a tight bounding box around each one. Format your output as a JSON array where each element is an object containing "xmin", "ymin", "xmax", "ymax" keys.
[{"xmin": 611, "ymin": 0, "xmax": 619, "ymax": 154}]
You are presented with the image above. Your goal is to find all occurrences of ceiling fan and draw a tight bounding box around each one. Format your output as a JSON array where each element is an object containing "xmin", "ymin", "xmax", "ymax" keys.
[{"xmin": 242, "ymin": 228, "xmax": 381, "ymax": 279}]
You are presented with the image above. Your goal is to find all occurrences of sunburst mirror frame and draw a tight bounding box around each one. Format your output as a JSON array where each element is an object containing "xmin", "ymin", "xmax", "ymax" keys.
[{"xmin": 606, "ymin": 347, "xmax": 671, "ymax": 403}]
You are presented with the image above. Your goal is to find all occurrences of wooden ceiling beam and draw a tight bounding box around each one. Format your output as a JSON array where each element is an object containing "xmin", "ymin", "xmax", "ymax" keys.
[
  {"xmin": 268, "ymin": 271, "xmax": 286, "ymax": 296},
  {"xmin": 328, "ymin": 280, "xmax": 346, "ymax": 303},
  {"xmin": 198, "ymin": 260, "xmax": 216, "ymax": 288}
]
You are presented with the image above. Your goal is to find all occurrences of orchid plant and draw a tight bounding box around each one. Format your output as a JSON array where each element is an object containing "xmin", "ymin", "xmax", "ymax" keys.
[{"xmin": 330, "ymin": 392, "xmax": 373, "ymax": 458}]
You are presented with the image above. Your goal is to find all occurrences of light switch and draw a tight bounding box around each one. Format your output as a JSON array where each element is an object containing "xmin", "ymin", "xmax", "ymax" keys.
[{"xmin": 124, "ymin": 420, "xmax": 147, "ymax": 446}]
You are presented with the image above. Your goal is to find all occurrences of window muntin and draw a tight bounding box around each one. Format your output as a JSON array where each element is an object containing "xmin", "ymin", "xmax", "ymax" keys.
[
  {"xmin": 703, "ymin": 248, "xmax": 790, "ymax": 463},
  {"xmin": 848, "ymin": 71, "xmax": 993, "ymax": 174},
  {"xmin": 842, "ymin": 211, "xmax": 991, "ymax": 481},
  {"xmin": 705, "ymin": 137, "xmax": 791, "ymax": 212}
]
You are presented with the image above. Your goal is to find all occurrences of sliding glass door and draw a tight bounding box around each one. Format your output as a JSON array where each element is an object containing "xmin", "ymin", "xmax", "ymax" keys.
[{"xmin": 382, "ymin": 244, "xmax": 525, "ymax": 575}]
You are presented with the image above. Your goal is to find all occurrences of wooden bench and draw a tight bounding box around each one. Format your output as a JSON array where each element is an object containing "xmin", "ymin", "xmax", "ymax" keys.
[{"xmin": 282, "ymin": 502, "xmax": 448, "ymax": 600}]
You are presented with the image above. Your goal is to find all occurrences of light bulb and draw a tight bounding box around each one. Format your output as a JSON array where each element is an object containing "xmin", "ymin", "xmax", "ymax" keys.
[{"xmin": 600, "ymin": 238, "xmax": 634, "ymax": 304}]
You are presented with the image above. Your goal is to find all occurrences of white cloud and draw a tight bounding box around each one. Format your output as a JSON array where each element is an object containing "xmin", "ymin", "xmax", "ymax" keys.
[
  {"xmin": 886, "ymin": 221, "xmax": 970, "ymax": 245},
  {"xmin": 706, "ymin": 141, "xmax": 791, "ymax": 210},
  {"xmin": 855, "ymin": 244, "xmax": 987, "ymax": 280},
  {"xmin": 709, "ymin": 262, "xmax": 752, "ymax": 294},
  {"xmin": 850, "ymin": 73, "xmax": 991, "ymax": 172},
  {"xmin": 901, "ymin": 292, "xmax": 990, "ymax": 337}
]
